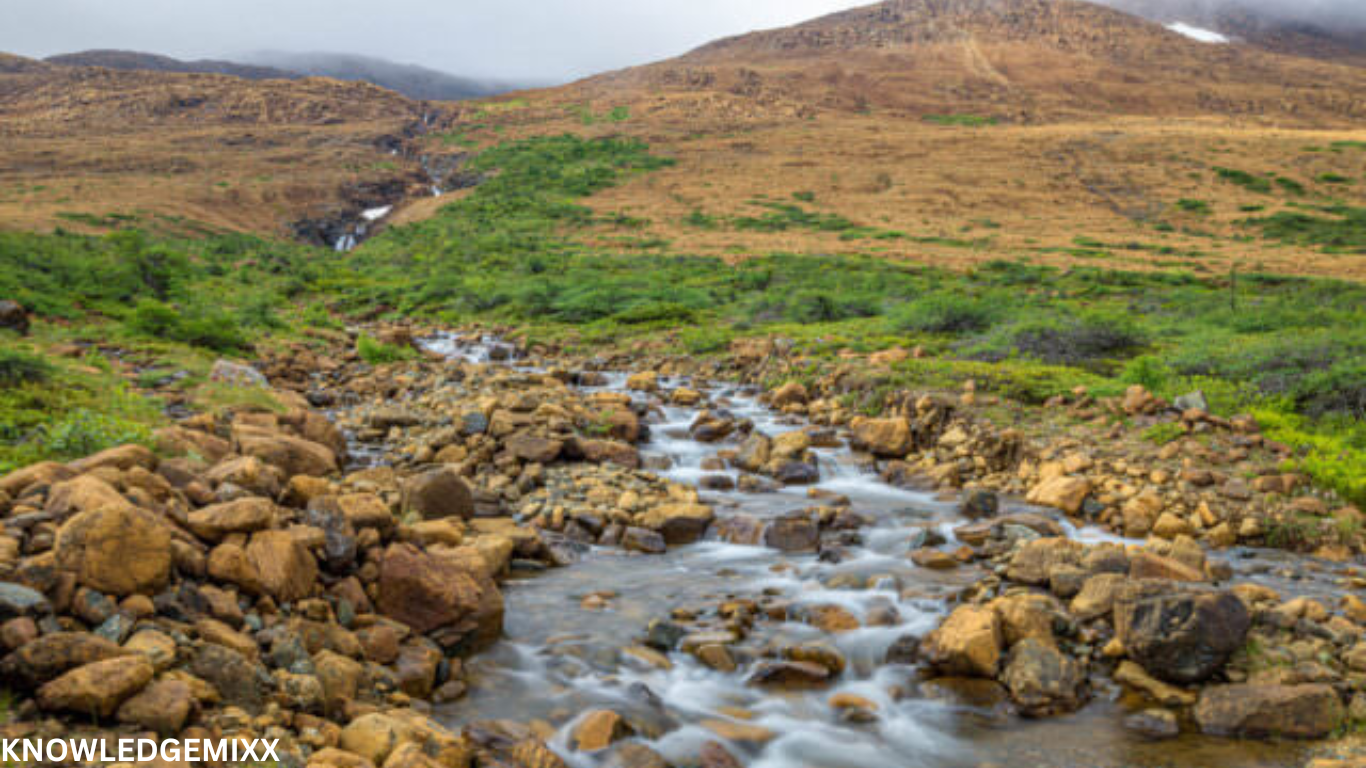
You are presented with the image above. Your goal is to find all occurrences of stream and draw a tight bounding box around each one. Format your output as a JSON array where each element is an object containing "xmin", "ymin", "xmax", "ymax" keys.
[{"xmin": 394, "ymin": 334, "xmax": 1322, "ymax": 768}]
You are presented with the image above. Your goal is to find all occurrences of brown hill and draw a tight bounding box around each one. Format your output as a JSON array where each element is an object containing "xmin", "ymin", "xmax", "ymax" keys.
[
  {"xmin": 572, "ymin": 0, "xmax": 1366, "ymax": 125},
  {"xmin": 440, "ymin": 0, "xmax": 1366, "ymax": 280},
  {"xmin": 45, "ymin": 50, "xmax": 294, "ymax": 81},
  {"xmin": 0, "ymin": 62, "xmax": 448, "ymax": 240}
]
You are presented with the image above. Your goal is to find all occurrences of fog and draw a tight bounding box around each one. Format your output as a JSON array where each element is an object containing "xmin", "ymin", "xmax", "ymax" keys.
[{"xmin": 4, "ymin": 0, "xmax": 1364, "ymax": 82}]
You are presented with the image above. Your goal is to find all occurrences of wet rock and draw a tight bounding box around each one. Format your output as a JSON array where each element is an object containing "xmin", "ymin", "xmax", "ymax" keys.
[
  {"xmin": 1000, "ymin": 638, "xmax": 1084, "ymax": 717},
  {"xmin": 911, "ymin": 548, "xmax": 959, "ymax": 570},
  {"xmin": 55, "ymin": 506, "xmax": 171, "ymax": 597},
  {"xmin": 885, "ymin": 634, "xmax": 921, "ymax": 665},
  {"xmin": 784, "ymin": 641, "xmax": 846, "ymax": 675},
  {"xmin": 734, "ymin": 433, "xmax": 771, "ymax": 473},
  {"xmin": 762, "ymin": 514, "xmax": 818, "ymax": 552},
  {"xmin": 1195, "ymin": 684, "xmax": 1344, "ymax": 739},
  {"xmin": 1114, "ymin": 584, "xmax": 1250, "ymax": 685},
  {"xmin": 922, "ymin": 605, "xmax": 1003, "ymax": 678},
  {"xmin": 699, "ymin": 741, "xmax": 744, "ymax": 768},
  {"xmin": 400, "ymin": 468, "xmax": 474, "ymax": 521},
  {"xmin": 637, "ymin": 503, "xmax": 714, "ymax": 545},
  {"xmin": 37, "ymin": 655, "xmax": 153, "ymax": 717},
  {"xmin": 1125, "ymin": 709, "xmax": 1180, "ymax": 740},
  {"xmin": 770, "ymin": 381, "xmax": 808, "ymax": 407},
  {"xmin": 774, "ymin": 460, "xmax": 819, "ymax": 485},
  {"xmin": 1069, "ymin": 574, "xmax": 1127, "ymax": 620},
  {"xmin": 604, "ymin": 743, "xmax": 670, "ymax": 768},
  {"xmin": 960, "ymin": 489, "xmax": 999, "ymax": 519},
  {"xmin": 644, "ymin": 620, "xmax": 687, "ymax": 651},
  {"xmin": 621, "ymin": 527, "xmax": 666, "ymax": 554},
  {"xmin": 746, "ymin": 660, "xmax": 831, "ymax": 689},
  {"xmin": 1128, "ymin": 551, "xmax": 1204, "ymax": 582},
  {"xmin": 572, "ymin": 709, "xmax": 632, "ymax": 752}
]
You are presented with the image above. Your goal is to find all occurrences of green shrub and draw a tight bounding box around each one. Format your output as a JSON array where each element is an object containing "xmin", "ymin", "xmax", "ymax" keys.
[
  {"xmin": 1005, "ymin": 311, "xmax": 1148, "ymax": 366},
  {"xmin": 1214, "ymin": 167, "xmax": 1272, "ymax": 193},
  {"xmin": 42, "ymin": 409, "xmax": 152, "ymax": 460},
  {"xmin": 0, "ymin": 349, "xmax": 52, "ymax": 388},
  {"xmin": 356, "ymin": 335, "xmax": 416, "ymax": 365},
  {"xmin": 890, "ymin": 294, "xmax": 999, "ymax": 335},
  {"xmin": 1142, "ymin": 422, "xmax": 1186, "ymax": 446}
]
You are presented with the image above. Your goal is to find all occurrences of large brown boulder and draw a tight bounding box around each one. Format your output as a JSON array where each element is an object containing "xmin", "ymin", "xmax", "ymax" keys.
[
  {"xmin": 247, "ymin": 530, "xmax": 318, "ymax": 604},
  {"xmin": 400, "ymin": 468, "xmax": 474, "ymax": 521},
  {"xmin": 1195, "ymin": 684, "xmax": 1344, "ymax": 739},
  {"xmin": 237, "ymin": 431, "xmax": 337, "ymax": 478},
  {"xmin": 36, "ymin": 655, "xmax": 153, "ymax": 717},
  {"xmin": 377, "ymin": 544, "xmax": 503, "ymax": 647},
  {"xmin": 54, "ymin": 506, "xmax": 171, "ymax": 596},
  {"xmin": 849, "ymin": 417, "xmax": 914, "ymax": 458},
  {"xmin": 0, "ymin": 461, "xmax": 77, "ymax": 498},
  {"xmin": 922, "ymin": 605, "xmax": 1003, "ymax": 678},
  {"xmin": 67, "ymin": 444, "xmax": 157, "ymax": 474},
  {"xmin": 1114, "ymin": 583, "xmax": 1249, "ymax": 685},
  {"xmin": 1026, "ymin": 476, "xmax": 1091, "ymax": 515},
  {"xmin": 505, "ymin": 433, "xmax": 563, "ymax": 464},
  {"xmin": 637, "ymin": 503, "xmax": 714, "ymax": 545},
  {"xmin": 1006, "ymin": 537, "xmax": 1084, "ymax": 586},
  {"xmin": 44, "ymin": 475, "xmax": 134, "ymax": 517},
  {"xmin": 187, "ymin": 497, "xmax": 277, "ymax": 541}
]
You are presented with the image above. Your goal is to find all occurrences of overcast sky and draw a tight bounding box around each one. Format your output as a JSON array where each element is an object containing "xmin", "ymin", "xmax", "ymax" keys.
[{"xmin": 2, "ymin": 0, "xmax": 867, "ymax": 82}]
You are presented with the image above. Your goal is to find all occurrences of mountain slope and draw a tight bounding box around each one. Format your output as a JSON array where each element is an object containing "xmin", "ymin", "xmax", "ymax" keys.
[{"xmin": 572, "ymin": 0, "xmax": 1366, "ymax": 124}]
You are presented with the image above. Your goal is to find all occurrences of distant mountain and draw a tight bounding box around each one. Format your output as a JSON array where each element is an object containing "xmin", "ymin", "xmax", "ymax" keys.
[
  {"xmin": 45, "ymin": 50, "xmax": 293, "ymax": 80},
  {"xmin": 241, "ymin": 51, "xmax": 515, "ymax": 101},
  {"xmin": 1092, "ymin": 0, "xmax": 1366, "ymax": 66},
  {"xmin": 0, "ymin": 53, "xmax": 53, "ymax": 74}
]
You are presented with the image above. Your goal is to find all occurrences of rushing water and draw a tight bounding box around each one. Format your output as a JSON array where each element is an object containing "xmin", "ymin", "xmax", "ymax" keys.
[{"xmin": 407, "ymin": 334, "xmax": 1316, "ymax": 768}]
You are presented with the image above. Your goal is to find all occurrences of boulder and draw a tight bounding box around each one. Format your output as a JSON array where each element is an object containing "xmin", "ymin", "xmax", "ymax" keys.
[
  {"xmin": 572, "ymin": 709, "xmax": 631, "ymax": 752},
  {"xmin": 377, "ymin": 543, "xmax": 503, "ymax": 647},
  {"xmin": 762, "ymin": 514, "xmax": 818, "ymax": 552},
  {"xmin": 247, "ymin": 530, "xmax": 318, "ymax": 603},
  {"xmin": 1195, "ymin": 684, "xmax": 1344, "ymax": 739},
  {"xmin": 1026, "ymin": 477, "xmax": 1090, "ymax": 515},
  {"xmin": 400, "ymin": 468, "xmax": 474, "ymax": 521},
  {"xmin": 209, "ymin": 360, "xmax": 268, "ymax": 387},
  {"xmin": 922, "ymin": 605, "xmax": 1003, "ymax": 678},
  {"xmin": 637, "ymin": 503, "xmax": 714, "ymax": 545},
  {"xmin": 36, "ymin": 655, "xmax": 153, "ymax": 717},
  {"xmin": 1114, "ymin": 584, "xmax": 1249, "ymax": 685},
  {"xmin": 0, "ymin": 631, "xmax": 128, "ymax": 688},
  {"xmin": 849, "ymin": 417, "xmax": 914, "ymax": 458},
  {"xmin": 1000, "ymin": 638, "xmax": 1084, "ymax": 716},
  {"xmin": 67, "ymin": 444, "xmax": 157, "ymax": 474},
  {"xmin": 1006, "ymin": 538, "xmax": 1084, "ymax": 586},
  {"xmin": 769, "ymin": 382, "xmax": 808, "ymax": 407},
  {"xmin": 0, "ymin": 461, "xmax": 77, "ymax": 498},
  {"xmin": 116, "ymin": 679, "xmax": 193, "ymax": 736},
  {"xmin": 54, "ymin": 506, "xmax": 171, "ymax": 596},
  {"xmin": 505, "ymin": 433, "xmax": 563, "ymax": 464},
  {"xmin": 187, "ymin": 497, "xmax": 277, "ymax": 540},
  {"xmin": 45, "ymin": 475, "xmax": 135, "ymax": 517},
  {"xmin": 237, "ymin": 432, "xmax": 337, "ymax": 478}
]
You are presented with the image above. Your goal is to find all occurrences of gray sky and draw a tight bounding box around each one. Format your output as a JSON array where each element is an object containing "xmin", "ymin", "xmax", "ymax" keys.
[{"xmin": 2, "ymin": 0, "xmax": 866, "ymax": 82}]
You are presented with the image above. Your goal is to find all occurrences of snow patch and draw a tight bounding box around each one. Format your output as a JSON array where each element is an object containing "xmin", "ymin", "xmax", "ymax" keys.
[
  {"xmin": 1166, "ymin": 22, "xmax": 1230, "ymax": 44},
  {"xmin": 361, "ymin": 205, "xmax": 393, "ymax": 222}
]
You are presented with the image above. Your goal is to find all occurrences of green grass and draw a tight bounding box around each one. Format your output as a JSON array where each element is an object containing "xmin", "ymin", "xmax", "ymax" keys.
[
  {"xmin": 3, "ymin": 133, "xmax": 1365, "ymax": 506},
  {"xmin": 1176, "ymin": 198, "xmax": 1211, "ymax": 214},
  {"xmin": 356, "ymin": 335, "xmax": 417, "ymax": 365},
  {"xmin": 1244, "ymin": 205, "xmax": 1366, "ymax": 253},
  {"xmin": 1213, "ymin": 167, "xmax": 1273, "ymax": 193},
  {"xmin": 922, "ymin": 114, "xmax": 999, "ymax": 127}
]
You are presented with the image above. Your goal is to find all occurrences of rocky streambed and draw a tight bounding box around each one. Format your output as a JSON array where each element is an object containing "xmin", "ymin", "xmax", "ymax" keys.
[
  {"xmin": 0, "ymin": 328, "xmax": 1362, "ymax": 768},
  {"xmin": 370, "ymin": 334, "xmax": 1361, "ymax": 768}
]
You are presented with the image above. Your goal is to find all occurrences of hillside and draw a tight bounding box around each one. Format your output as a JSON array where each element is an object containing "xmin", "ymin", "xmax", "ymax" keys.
[
  {"xmin": 0, "ymin": 62, "xmax": 440, "ymax": 241},
  {"xmin": 428, "ymin": 0, "xmax": 1366, "ymax": 280}
]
